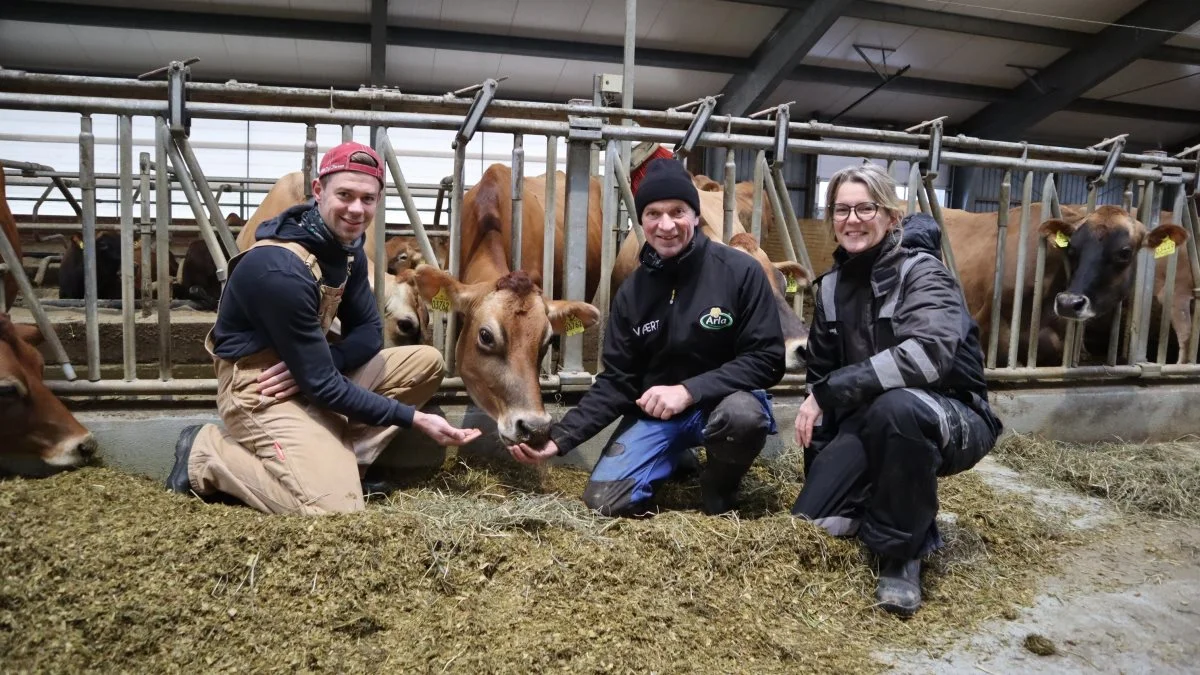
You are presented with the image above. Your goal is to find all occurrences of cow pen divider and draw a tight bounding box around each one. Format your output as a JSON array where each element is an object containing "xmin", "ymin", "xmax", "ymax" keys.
[{"xmin": 2, "ymin": 75, "xmax": 1200, "ymax": 401}]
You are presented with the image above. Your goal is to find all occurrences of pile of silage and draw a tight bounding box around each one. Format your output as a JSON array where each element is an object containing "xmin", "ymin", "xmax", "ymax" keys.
[
  {"xmin": 995, "ymin": 434, "xmax": 1200, "ymax": 522},
  {"xmin": 0, "ymin": 449, "xmax": 1071, "ymax": 674}
]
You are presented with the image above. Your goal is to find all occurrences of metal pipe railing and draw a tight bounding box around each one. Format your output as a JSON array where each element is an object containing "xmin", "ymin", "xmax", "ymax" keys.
[
  {"xmin": 985, "ymin": 170, "xmax": 1011, "ymax": 368},
  {"xmin": 118, "ymin": 115, "xmax": 137, "ymax": 381},
  {"xmin": 79, "ymin": 114, "xmax": 101, "ymax": 381}
]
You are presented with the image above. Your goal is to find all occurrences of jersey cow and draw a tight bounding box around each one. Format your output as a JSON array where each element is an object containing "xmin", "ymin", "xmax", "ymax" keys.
[
  {"xmin": 414, "ymin": 164, "xmax": 601, "ymax": 448},
  {"xmin": 945, "ymin": 204, "xmax": 1188, "ymax": 366},
  {"xmin": 0, "ymin": 312, "xmax": 97, "ymax": 476},
  {"xmin": 611, "ymin": 173, "xmax": 811, "ymax": 371}
]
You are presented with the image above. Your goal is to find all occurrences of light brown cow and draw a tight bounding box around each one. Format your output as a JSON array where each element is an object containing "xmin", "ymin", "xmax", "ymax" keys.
[
  {"xmin": 944, "ymin": 204, "xmax": 1188, "ymax": 366},
  {"xmin": 384, "ymin": 235, "xmax": 449, "ymax": 274},
  {"xmin": 0, "ymin": 313, "xmax": 97, "ymax": 476},
  {"xmin": 1, "ymin": 165, "xmax": 18, "ymax": 310},
  {"xmin": 414, "ymin": 164, "xmax": 601, "ymax": 448},
  {"xmin": 611, "ymin": 175, "xmax": 812, "ymax": 370}
]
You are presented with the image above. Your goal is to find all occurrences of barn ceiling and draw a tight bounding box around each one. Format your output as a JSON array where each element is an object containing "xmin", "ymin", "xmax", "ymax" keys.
[{"xmin": 1, "ymin": 0, "xmax": 1198, "ymax": 150}]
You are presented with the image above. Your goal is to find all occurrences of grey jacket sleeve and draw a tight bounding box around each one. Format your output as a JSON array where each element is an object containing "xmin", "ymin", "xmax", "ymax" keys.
[{"xmin": 811, "ymin": 257, "xmax": 965, "ymax": 412}]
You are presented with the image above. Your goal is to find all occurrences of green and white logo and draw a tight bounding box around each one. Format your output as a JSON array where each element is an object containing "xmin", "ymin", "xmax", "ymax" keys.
[{"xmin": 699, "ymin": 306, "xmax": 734, "ymax": 330}]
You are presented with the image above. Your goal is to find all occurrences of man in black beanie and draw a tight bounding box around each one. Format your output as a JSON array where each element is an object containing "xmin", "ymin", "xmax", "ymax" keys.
[{"xmin": 506, "ymin": 158, "xmax": 786, "ymax": 515}]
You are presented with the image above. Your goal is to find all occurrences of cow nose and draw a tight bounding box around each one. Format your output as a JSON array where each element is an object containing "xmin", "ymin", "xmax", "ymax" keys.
[
  {"xmin": 515, "ymin": 415, "xmax": 551, "ymax": 446},
  {"xmin": 76, "ymin": 435, "xmax": 99, "ymax": 459},
  {"xmin": 1055, "ymin": 293, "xmax": 1090, "ymax": 319},
  {"xmin": 785, "ymin": 337, "xmax": 808, "ymax": 371}
]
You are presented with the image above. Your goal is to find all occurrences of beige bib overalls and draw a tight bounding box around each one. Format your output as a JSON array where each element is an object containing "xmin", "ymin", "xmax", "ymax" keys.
[{"xmin": 187, "ymin": 239, "xmax": 444, "ymax": 515}]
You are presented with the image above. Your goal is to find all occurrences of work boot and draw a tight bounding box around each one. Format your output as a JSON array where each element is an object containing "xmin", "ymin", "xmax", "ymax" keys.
[
  {"xmin": 361, "ymin": 479, "xmax": 400, "ymax": 498},
  {"xmin": 699, "ymin": 461, "xmax": 749, "ymax": 515},
  {"xmin": 165, "ymin": 424, "xmax": 203, "ymax": 495},
  {"xmin": 876, "ymin": 557, "xmax": 922, "ymax": 617}
]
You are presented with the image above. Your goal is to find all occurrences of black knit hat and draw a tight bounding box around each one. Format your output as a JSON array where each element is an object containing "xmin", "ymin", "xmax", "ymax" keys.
[{"xmin": 634, "ymin": 158, "xmax": 700, "ymax": 222}]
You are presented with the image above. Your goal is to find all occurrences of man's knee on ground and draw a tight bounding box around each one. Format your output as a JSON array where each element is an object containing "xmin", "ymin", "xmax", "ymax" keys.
[
  {"xmin": 582, "ymin": 478, "xmax": 646, "ymax": 517},
  {"xmin": 703, "ymin": 391, "xmax": 770, "ymax": 464}
]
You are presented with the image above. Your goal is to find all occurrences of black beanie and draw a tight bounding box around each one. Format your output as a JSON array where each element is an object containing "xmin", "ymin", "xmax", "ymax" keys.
[{"xmin": 634, "ymin": 158, "xmax": 700, "ymax": 222}]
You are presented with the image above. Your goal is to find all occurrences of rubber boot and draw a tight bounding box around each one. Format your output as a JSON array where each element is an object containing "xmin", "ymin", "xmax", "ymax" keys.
[
  {"xmin": 165, "ymin": 424, "xmax": 202, "ymax": 495},
  {"xmin": 876, "ymin": 557, "xmax": 922, "ymax": 617}
]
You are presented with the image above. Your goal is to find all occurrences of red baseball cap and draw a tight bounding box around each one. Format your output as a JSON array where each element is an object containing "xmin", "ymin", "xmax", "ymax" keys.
[{"xmin": 318, "ymin": 142, "xmax": 384, "ymax": 184}]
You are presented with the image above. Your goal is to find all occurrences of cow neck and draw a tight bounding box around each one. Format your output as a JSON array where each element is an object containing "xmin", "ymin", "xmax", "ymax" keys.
[
  {"xmin": 640, "ymin": 230, "xmax": 708, "ymax": 280},
  {"xmin": 461, "ymin": 226, "xmax": 513, "ymax": 285}
]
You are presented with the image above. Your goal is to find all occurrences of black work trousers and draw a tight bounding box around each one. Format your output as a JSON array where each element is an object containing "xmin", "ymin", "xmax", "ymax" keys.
[{"xmin": 791, "ymin": 388, "xmax": 997, "ymax": 560}]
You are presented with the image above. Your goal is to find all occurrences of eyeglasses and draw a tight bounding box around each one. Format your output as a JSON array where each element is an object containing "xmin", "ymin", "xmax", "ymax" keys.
[{"xmin": 831, "ymin": 202, "xmax": 879, "ymax": 222}]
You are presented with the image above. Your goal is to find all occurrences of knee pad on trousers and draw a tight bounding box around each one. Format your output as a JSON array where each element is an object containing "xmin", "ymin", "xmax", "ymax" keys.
[
  {"xmin": 702, "ymin": 391, "xmax": 770, "ymax": 465},
  {"xmin": 582, "ymin": 478, "xmax": 649, "ymax": 517}
]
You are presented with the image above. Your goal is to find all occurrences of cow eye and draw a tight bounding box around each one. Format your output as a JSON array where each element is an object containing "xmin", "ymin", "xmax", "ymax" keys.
[
  {"xmin": 478, "ymin": 327, "xmax": 496, "ymax": 349},
  {"xmin": 1114, "ymin": 246, "xmax": 1133, "ymax": 264}
]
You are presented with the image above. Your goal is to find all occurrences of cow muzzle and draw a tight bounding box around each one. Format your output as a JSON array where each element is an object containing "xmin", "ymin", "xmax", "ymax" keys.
[
  {"xmin": 45, "ymin": 432, "xmax": 99, "ymax": 468},
  {"xmin": 498, "ymin": 411, "xmax": 552, "ymax": 448},
  {"xmin": 785, "ymin": 337, "xmax": 808, "ymax": 371},
  {"xmin": 1054, "ymin": 292, "xmax": 1095, "ymax": 321}
]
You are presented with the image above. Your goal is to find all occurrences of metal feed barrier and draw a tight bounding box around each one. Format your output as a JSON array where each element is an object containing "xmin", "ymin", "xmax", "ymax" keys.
[{"xmin": 1, "ymin": 66, "xmax": 1198, "ymax": 401}]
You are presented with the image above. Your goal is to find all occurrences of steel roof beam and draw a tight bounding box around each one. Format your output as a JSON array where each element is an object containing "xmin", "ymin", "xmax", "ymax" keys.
[
  {"xmin": 961, "ymin": 0, "xmax": 1200, "ymax": 140},
  {"xmin": 717, "ymin": 0, "xmax": 853, "ymax": 116}
]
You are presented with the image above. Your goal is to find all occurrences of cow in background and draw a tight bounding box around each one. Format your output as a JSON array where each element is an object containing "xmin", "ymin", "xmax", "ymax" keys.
[{"xmin": 0, "ymin": 312, "xmax": 97, "ymax": 476}]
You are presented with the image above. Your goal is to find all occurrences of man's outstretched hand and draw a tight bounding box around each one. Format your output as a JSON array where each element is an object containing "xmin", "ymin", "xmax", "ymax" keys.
[
  {"xmin": 413, "ymin": 411, "xmax": 482, "ymax": 446},
  {"xmin": 507, "ymin": 439, "xmax": 559, "ymax": 465}
]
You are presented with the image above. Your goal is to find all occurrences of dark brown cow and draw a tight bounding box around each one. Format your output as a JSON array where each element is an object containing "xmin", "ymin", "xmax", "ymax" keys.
[
  {"xmin": 59, "ymin": 230, "xmax": 122, "ymax": 300},
  {"xmin": 1, "ymin": 165, "xmax": 18, "ymax": 310},
  {"xmin": 414, "ymin": 164, "xmax": 600, "ymax": 448},
  {"xmin": 946, "ymin": 205, "xmax": 1188, "ymax": 366},
  {"xmin": 0, "ymin": 312, "xmax": 97, "ymax": 476}
]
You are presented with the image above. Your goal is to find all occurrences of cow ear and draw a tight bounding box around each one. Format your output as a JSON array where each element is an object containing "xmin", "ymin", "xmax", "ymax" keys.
[
  {"xmin": 1038, "ymin": 218, "xmax": 1073, "ymax": 244},
  {"xmin": 14, "ymin": 323, "xmax": 44, "ymax": 347},
  {"xmin": 1145, "ymin": 223, "xmax": 1189, "ymax": 249},
  {"xmin": 774, "ymin": 260, "xmax": 810, "ymax": 285},
  {"xmin": 527, "ymin": 270, "xmax": 544, "ymax": 290},
  {"xmin": 413, "ymin": 264, "xmax": 485, "ymax": 311},
  {"xmin": 394, "ymin": 268, "xmax": 417, "ymax": 285},
  {"xmin": 692, "ymin": 175, "xmax": 721, "ymax": 192},
  {"xmin": 546, "ymin": 300, "xmax": 600, "ymax": 335}
]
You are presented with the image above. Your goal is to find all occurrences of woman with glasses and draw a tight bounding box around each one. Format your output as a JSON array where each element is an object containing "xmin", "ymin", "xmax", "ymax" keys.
[{"xmin": 791, "ymin": 163, "xmax": 1003, "ymax": 617}]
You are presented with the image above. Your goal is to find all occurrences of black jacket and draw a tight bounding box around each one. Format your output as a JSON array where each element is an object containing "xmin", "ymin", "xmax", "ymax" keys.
[
  {"xmin": 210, "ymin": 203, "xmax": 415, "ymax": 428},
  {"xmin": 550, "ymin": 231, "xmax": 786, "ymax": 454},
  {"xmin": 806, "ymin": 216, "xmax": 1002, "ymax": 437}
]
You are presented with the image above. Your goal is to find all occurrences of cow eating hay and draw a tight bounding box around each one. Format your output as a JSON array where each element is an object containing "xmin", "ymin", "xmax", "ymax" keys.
[{"xmin": 0, "ymin": 452, "xmax": 1074, "ymax": 672}]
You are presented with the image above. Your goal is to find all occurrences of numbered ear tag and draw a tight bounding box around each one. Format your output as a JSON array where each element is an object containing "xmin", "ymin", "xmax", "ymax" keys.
[
  {"xmin": 430, "ymin": 288, "xmax": 451, "ymax": 313},
  {"xmin": 1053, "ymin": 231, "xmax": 1070, "ymax": 248},
  {"xmin": 564, "ymin": 315, "xmax": 585, "ymax": 336},
  {"xmin": 1154, "ymin": 238, "xmax": 1177, "ymax": 259},
  {"xmin": 785, "ymin": 273, "xmax": 800, "ymax": 294}
]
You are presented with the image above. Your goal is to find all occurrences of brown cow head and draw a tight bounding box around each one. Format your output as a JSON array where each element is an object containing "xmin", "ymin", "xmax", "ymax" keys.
[
  {"xmin": 414, "ymin": 265, "xmax": 599, "ymax": 448},
  {"xmin": 0, "ymin": 313, "xmax": 97, "ymax": 476},
  {"xmin": 729, "ymin": 233, "xmax": 810, "ymax": 370},
  {"xmin": 1040, "ymin": 205, "xmax": 1188, "ymax": 322},
  {"xmin": 382, "ymin": 268, "xmax": 431, "ymax": 346}
]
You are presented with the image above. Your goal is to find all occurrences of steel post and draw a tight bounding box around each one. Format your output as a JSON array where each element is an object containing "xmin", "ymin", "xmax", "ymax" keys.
[
  {"xmin": 79, "ymin": 114, "xmax": 101, "ymax": 381},
  {"xmin": 118, "ymin": 115, "xmax": 137, "ymax": 381},
  {"xmin": 511, "ymin": 134, "xmax": 525, "ymax": 269},
  {"xmin": 372, "ymin": 127, "xmax": 389, "ymax": 329},
  {"xmin": 561, "ymin": 123, "xmax": 593, "ymax": 376},
  {"xmin": 770, "ymin": 165, "xmax": 812, "ymax": 274},
  {"xmin": 303, "ymin": 123, "xmax": 317, "ymax": 200},
  {"xmin": 155, "ymin": 121, "xmax": 173, "ymax": 380},
  {"xmin": 1007, "ymin": 171, "xmax": 1035, "ymax": 368},
  {"xmin": 723, "ymin": 149, "xmax": 736, "ymax": 243},
  {"xmin": 445, "ymin": 142, "xmax": 466, "ymax": 375},
  {"xmin": 164, "ymin": 125, "xmax": 229, "ymax": 289},
  {"xmin": 750, "ymin": 149, "xmax": 765, "ymax": 241},
  {"xmin": 542, "ymin": 135, "xmax": 559, "ymax": 375},
  {"xmin": 377, "ymin": 132, "xmax": 439, "ymax": 269},
  {"xmin": 138, "ymin": 151, "xmax": 153, "ymax": 317},
  {"xmin": 986, "ymin": 171, "xmax": 1011, "ymax": 368}
]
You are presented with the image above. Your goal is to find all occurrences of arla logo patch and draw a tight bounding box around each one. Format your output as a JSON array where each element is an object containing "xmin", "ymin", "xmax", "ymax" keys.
[{"xmin": 699, "ymin": 306, "xmax": 733, "ymax": 330}]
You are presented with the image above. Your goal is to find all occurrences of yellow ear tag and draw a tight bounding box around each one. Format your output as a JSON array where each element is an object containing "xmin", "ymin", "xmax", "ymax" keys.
[
  {"xmin": 1053, "ymin": 231, "xmax": 1070, "ymax": 248},
  {"xmin": 1154, "ymin": 238, "xmax": 1177, "ymax": 259},
  {"xmin": 564, "ymin": 315, "xmax": 585, "ymax": 337},
  {"xmin": 430, "ymin": 288, "xmax": 451, "ymax": 313},
  {"xmin": 77, "ymin": 240, "xmax": 84, "ymax": 250},
  {"xmin": 785, "ymin": 273, "xmax": 799, "ymax": 294}
]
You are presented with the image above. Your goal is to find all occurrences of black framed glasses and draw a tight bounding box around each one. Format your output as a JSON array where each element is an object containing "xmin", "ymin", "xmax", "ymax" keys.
[{"xmin": 831, "ymin": 201, "xmax": 879, "ymax": 222}]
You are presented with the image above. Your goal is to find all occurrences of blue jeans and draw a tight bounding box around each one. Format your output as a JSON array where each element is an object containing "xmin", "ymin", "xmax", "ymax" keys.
[{"xmin": 583, "ymin": 390, "xmax": 776, "ymax": 516}]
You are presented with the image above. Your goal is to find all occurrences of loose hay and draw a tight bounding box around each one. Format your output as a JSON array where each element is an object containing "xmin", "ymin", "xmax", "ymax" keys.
[
  {"xmin": 0, "ymin": 449, "xmax": 1072, "ymax": 673},
  {"xmin": 995, "ymin": 434, "xmax": 1200, "ymax": 522}
]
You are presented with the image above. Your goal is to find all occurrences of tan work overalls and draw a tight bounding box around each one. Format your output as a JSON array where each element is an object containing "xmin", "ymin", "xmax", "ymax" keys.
[{"xmin": 187, "ymin": 239, "xmax": 444, "ymax": 515}]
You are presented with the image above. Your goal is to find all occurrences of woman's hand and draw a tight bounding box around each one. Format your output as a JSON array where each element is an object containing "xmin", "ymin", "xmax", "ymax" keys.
[{"xmin": 794, "ymin": 394, "xmax": 822, "ymax": 448}]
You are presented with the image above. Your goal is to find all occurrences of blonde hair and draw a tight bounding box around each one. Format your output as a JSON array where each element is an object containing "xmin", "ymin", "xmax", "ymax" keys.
[{"xmin": 823, "ymin": 163, "xmax": 905, "ymax": 230}]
